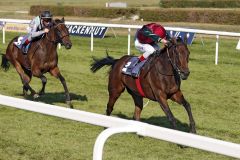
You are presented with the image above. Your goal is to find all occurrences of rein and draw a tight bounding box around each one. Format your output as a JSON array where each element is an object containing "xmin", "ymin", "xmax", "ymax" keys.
[
  {"xmin": 143, "ymin": 50, "xmax": 175, "ymax": 77},
  {"xmin": 150, "ymin": 45, "xmax": 181, "ymax": 77}
]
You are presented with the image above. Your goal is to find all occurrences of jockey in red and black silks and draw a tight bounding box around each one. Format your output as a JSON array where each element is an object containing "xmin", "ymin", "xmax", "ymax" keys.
[
  {"xmin": 124, "ymin": 23, "xmax": 170, "ymax": 77},
  {"xmin": 135, "ymin": 23, "xmax": 170, "ymax": 61}
]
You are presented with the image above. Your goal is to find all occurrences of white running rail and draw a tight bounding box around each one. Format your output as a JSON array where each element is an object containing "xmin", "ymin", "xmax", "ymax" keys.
[
  {"xmin": 0, "ymin": 94, "xmax": 239, "ymax": 160},
  {"xmin": 1, "ymin": 18, "xmax": 240, "ymax": 64}
]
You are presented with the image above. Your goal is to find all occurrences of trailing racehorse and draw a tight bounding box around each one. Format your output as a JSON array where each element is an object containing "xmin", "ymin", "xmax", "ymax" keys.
[
  {"xmin": 90, "ymin": 37, "xmax": 196, "ymax": 133},
  {"xmin": 1, "ymin": 18, "xmax": 73, "ymax": 108}
]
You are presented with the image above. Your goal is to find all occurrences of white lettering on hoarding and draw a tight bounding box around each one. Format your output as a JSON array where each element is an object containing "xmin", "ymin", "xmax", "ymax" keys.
[{"xmin": 66, "ymin": 25, "xmax": 108, "ymax": 38}]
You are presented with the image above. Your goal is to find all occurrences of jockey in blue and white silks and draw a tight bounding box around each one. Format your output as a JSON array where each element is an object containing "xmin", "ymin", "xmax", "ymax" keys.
[{"xmin": 14, "ymin": 10, "xmax": 53, "ymax": 53}]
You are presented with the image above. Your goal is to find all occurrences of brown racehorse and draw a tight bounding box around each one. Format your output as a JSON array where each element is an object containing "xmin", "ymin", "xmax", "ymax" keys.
[
  {"xmin": 91, "ymin": 37, "xmax": 196, "ymax": 133},
  {"xmin": 1, "ymin": 18, "xmax": 73, "ymax": 108}
]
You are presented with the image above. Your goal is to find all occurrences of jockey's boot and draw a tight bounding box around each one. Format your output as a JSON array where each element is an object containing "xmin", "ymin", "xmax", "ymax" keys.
[
  {"xmin": 21, "ymin": 39, "xmax": 30, "ymax": 54},
  {"xmin": 131, "ymin": 55, "xmax": 146, "ymax": 77}
]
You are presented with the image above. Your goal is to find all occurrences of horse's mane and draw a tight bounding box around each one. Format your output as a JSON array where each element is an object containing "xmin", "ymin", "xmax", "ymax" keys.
[
  {"xmin": 146, "ymin": 46, "xmax": 167, "ymax": 66},
  {"xmin": 149, "ymin": 37, "xmax": 185, "ymax": 59}
]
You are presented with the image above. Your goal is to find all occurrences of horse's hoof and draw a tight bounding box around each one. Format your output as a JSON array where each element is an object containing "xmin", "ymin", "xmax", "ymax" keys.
[
  {"xmin": 38, "ymin": 91, "xmax": 45, "ymax": 96},
  {"xmin": 178, "ymin": 144, "xmax": 188, "ymax": 148},
  {"xmin": 66, "ymin": 101, "xmax": 73, "ymax": 109},
  {"xmin": 33, "ymin": 94, "xmax": 40, "ymax": 99},
  {"xmin": 23, "ymin": 91, "xmax": 28, "ymax": 96},
  {"xmin": 190, "ymin": 129, "xmax": 197, "ymax": 134}
]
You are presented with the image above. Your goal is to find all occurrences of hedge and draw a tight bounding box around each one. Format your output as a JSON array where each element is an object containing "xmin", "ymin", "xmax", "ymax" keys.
[
  {"xmin": 30, "ymin": 5, "xmax": 240, "ymax": 25},
  {"xmin": 159, "ymin": 0, "xmax": 240, "ymax": 8},
  {"xmin": 139, "ymin": 8, "xmax": 240, "ymax": 25},
  {"xmin": 30, "ymin": 5, "xmax": 139, "ymax": 18}
]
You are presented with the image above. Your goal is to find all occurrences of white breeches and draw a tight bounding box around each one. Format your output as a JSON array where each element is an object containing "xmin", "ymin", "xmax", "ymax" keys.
[{"xmin": 134, "ymin": 38, "xmax": 160, "ymax": 59}]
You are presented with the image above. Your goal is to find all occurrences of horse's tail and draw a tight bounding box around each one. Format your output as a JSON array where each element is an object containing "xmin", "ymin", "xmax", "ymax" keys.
[
  {"xmin": 1, "ymin": 53, "xmax": 10, "ymax": 71},
  {"xmin": 90, "ymin": 53, "xmax": 118, "ymax": 73}
]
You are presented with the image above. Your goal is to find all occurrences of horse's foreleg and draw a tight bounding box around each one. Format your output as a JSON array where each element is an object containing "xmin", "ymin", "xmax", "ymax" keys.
[
  {"xmin": 50, "ymin": 67, "xmax": 72, "ymax": 108},
  {"xmin": 39, "ymin": 75, "xmax": 47, "ymax": 95},
  {"xmin": 158, "ymin": 96, "xmax": 177, "ymax": 129},
  {"xmin": 183, "ymin": 100, "xmax": 196, "ymax": 133},
  {"xmin": 171, "ymin": 91, "xmax": 196, "ymax": 133}
]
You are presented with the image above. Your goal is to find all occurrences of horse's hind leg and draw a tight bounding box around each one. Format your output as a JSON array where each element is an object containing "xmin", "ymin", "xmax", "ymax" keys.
[
  {"xmin": 22, "ymin": 67, "xmax": 32, "ymax": 96},
  {"xmin": 171, "ymin": 91, "xmax": 196, "ymax": 133},
  {"xmin": 126, "ymin": 88, "xmax": 143, "ymax": 121},
  {"xmin": 14, "ymin": 62, "xmax": 37, "ymax": 97},
  {"xmin": 50, "ymin": 67, "xmax": 72, "ymax": 108},
  {"xmin": 106, "ymin": 85, "xmax": 125, "ymax": 116}
]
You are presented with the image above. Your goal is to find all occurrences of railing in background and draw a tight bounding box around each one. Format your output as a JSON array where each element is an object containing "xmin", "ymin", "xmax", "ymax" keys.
[
  {"xmin": 0, "ymin": 94, "xmax": 240, "ymax": 160},
  {"xmin": 1, "ymin": 18, "xmax": 240, "ymax": 65}
]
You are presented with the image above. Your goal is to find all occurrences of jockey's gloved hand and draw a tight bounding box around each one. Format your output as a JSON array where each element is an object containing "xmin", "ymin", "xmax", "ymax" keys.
[
  {"xmin": 165, "ymin": 41, "xmax": 171, "ymax": 47},
  {"xmin": 44, "ymin": 28, "xmax": 49, "ymax": 33},
  {"xmin": 161, "ymin": 39, "xmax": 170, "ymax": 47}
]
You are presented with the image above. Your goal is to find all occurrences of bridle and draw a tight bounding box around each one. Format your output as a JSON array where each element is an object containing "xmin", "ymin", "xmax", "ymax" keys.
[
  {"xmin": 150, "ymin": 43, "xmax": 186, "ymax": 77},
  {"xmin": 46, "ymin": 23, "xmax": 69, "ymax": 44},
  {"xmin": 166, "ymin": 45, "xmax": 182, "ymax": 76}
]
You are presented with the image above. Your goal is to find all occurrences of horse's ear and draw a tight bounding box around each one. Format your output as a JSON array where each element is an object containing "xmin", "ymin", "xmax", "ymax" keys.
[
  {"xmin": 61, "ymin": 17, "xmax": 65, "ymax": 23},
  {"xmin": 172, "ymin": 37, "xmax": 177, "ymax": 45}
]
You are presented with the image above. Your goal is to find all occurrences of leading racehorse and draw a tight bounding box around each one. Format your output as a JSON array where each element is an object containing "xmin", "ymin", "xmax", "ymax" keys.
[
  {"xmin": 90, "ymin": 37, "xmax": 196, "ymax": 133},
  {"xmin": 1, "ymin": 18, "xmax": 73, "ymax": 108}
]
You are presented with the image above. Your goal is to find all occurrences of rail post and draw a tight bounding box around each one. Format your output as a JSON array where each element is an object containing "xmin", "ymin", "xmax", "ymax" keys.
[
  {"xmin": 2, "ymin": 21, "xmax": 5, "ymax": 44},
  {"xmin": 128, "ymin": 28, "xmax": 131, "ymax": 55},
  {"xmin": 91, "ymin": 26, "xmax": 94, "ymax": 52},
  {"xmin": 215, "ymin": 35, "xmax": 219, "ymax": 65}
]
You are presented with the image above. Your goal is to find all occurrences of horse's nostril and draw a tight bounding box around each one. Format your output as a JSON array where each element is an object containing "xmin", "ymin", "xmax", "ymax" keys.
[{"xmin": 65, "ymin": 43, "xmax": 72, "ymax": 49}]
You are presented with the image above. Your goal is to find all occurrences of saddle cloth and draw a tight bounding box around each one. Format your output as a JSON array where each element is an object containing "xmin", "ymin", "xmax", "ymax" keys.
[
  {"xmin": 14, "ymin": 36, "xmax": 31, "ymax": 54},
  {"xmin": 122, "ymin": 57, "xmax": 146, "ymax": 77}
]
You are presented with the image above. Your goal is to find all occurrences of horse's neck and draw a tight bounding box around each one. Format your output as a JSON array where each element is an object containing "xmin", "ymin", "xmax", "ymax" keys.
[
  {"xmin": 43, "ymin": 30, "xmax": 58, "ymax": 50},
  {"xmin": 148, "ymin": 48, "xmax": 181, "ymax": 86},
  {"xmin": 30, "ymin": 32, "xmax": 58, "ymax": 59},
  {"xmin": 151, "ymin": 49, "xmax": 173, "ymax": 72}
]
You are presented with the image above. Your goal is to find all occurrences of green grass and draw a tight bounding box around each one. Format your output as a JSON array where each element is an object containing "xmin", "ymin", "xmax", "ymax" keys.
[{"xmin": 0, "ymin": 30, "xmax": 240, "ymax": 160}]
